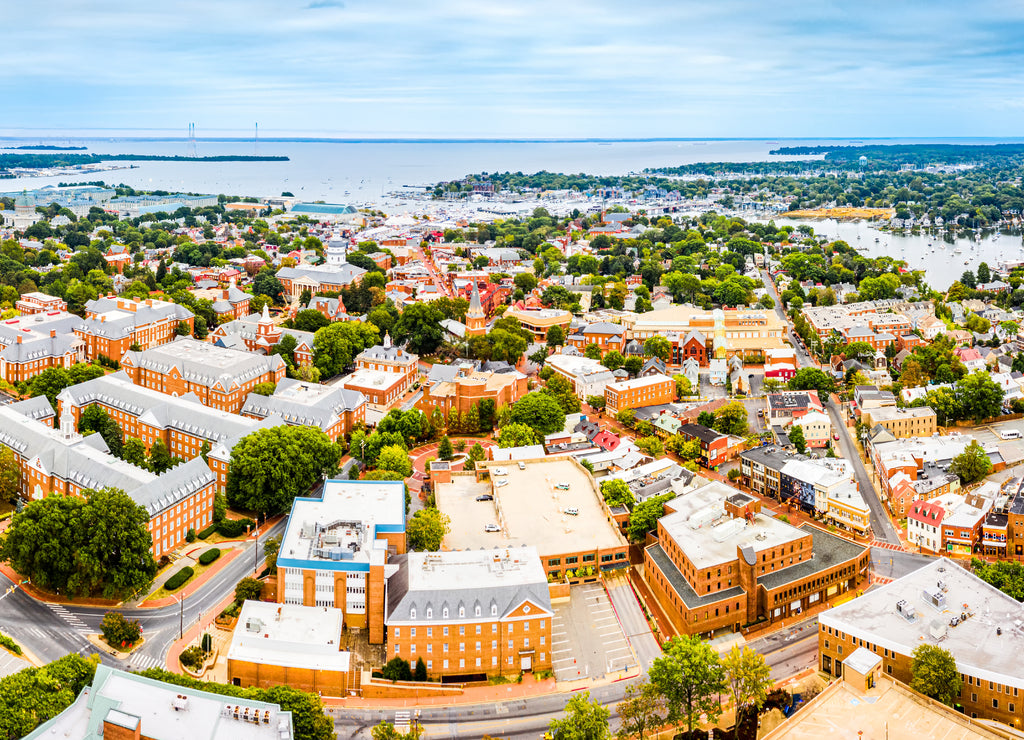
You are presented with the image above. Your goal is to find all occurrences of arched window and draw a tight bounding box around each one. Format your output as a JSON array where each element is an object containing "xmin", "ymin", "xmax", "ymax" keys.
[
  {"xmin": 426, "ymin": 608, "xmax": 433, "ymax": 619},
  {"xmin": 443, "ymin": 607, "xmax": 449, "ymax": 619},
  {"xmin": 410, "ymin": 608, "xmax": 416, "ymax": 620},
  {"xmin": 459, "ymin": 606, "xmax": 465, "ymax": 618},
  {"xmin": 491, "ymin": 604, "xmax": 498, "ymax": 616},
  {"xmin": 475, "ymin": 605, "xmax": 481, "ymax": 617}
]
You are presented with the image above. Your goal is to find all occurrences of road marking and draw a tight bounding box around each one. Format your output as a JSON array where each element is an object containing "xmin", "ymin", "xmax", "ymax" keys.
[
  {"xmin": 551, "ymin": 648, "xmax": 572, "ymax": 655},
  {"xmin": 552, "ymin": 639, "xmax": 569, "ymax": 645},
  {"xmin": 591, "ymin": 608, "xmax": 614, "ymax": 616}
]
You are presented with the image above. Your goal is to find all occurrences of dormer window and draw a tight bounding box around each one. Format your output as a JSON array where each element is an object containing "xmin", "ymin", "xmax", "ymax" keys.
[
  {"xmin": 491, "ymin": 604, "xmax": 498, "ymax": 616},
  {"xmin": 443, "ymin": 607, "xmax": 449, "ymax": 619},
  {"xmin": 459, "ymin": 606, "xmax": 465, "ymax": 618},
  {"xmin": 410, "ymin": 608, "xmax": 416, "ymax": 620},
  {"xmin": 426, "ymin": 608, "xmax": 433, "ymax": 619},
  {"xmin": 475, "ymin": 605, "xmax": 481, "ymax": 617}
]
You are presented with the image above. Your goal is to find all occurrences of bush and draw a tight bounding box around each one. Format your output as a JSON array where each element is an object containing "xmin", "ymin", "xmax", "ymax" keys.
[
  {"xmin": 197, "ymin": 523, "xmax": 217, "ymax": 539},
  {"xmin": 197, "ymin": 548, "xmax": 221, "ymax": 566},
  {"xmin": 216, "ymin": 518, "xmax": 254, "ymax": 538},
  {"xmin": 185, "ymin": 528, "xmax": 196, "ymax": 543},
  {"xmin": 100, "ymin": 611, "xmax": 142, "ymax": 648},
  {"xmin": 381, "ymin": 657, "xmax": 413, "ymax": 682},
  {"xmin": 164, "ymin": 566, "xmax": 194, "ymax": 591},
  {"xmin": 0, "ymin": 633, "xmax": 22, "ymax": 655},
  {"xmin": 179, "ymin": 645, "xmax": 205, "ymax": 670}
]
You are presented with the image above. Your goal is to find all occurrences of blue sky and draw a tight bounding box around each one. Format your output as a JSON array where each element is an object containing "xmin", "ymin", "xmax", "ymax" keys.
[{"xmin": 4, "ymin": 0, "xmax": 1024, "ymax": 138}]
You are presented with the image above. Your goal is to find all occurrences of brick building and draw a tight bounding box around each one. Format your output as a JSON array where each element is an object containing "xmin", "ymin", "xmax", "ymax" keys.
[
  {"xmin": 120, "ymin": 337, "xmax": 286, "ymax": 414},
  {"xmin": 643, "ymin": 481, "xmax": 869, "ymax": 637},
  {"xmin": 277, "ymin": 480, "xmax": 406, "ymax": 645},
  {"xmin": 417, "ymin": 365, "xmax": 528, "ymax": 416},
  {"xmin": 211, "ymin": 306, "xmax": 315, "ymax": 367},
  {"xmin": 677, "ymin": 423, "xmax": 732, "ymax": 468},
  {"xmin": 503, "ymin": 307, "xmax": 573, "ymax": 343},
  {"xmin": 545, "ymin": 353, "xmax": 615, "ymax": 400},
  {"xmin": 0, "ymin": 312, "xmax": 86, "ymax": 384},
  {"xmin": 354, "ymin": 335, "xmax": 419, "ymax": 394},
  {"xmin": 241, "ymin": 378, "xmax": 365, "ymax": 442},
  {"xmin": 861, "ymin": 405, "xmax": 938, "ymax": 439},
  {"xmin": 386, "ymin": 547, "xmax": 553, "ymax": 680},
  {"xmin": 15, "ymin": 291, "xmax": 67, "ymax": 315},
  {"xmin": 340, "ymin": 368, "xmax": 407, "ymax": 408},
  {"xmin": 604, "ymin": 374, "xmax": 675, "ymax": 414},
  {"xmin": 0, "ymin": 402, "xmax": 216, "ymax": 559},
  {"xmin": 276, "ymin": 263, "xmax": 367, "ymax": 301},
  {"xmin": 76, "ymin": 295, "xmax": 194, "ymax": 363},
  {"xmin": 819, "ymin": 558, "xmax": 1024, "ymax": 728}
]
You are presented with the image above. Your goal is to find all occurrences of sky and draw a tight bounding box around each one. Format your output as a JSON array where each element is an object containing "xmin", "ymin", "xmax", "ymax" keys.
[{"xmin": 5, "ymin": 0, "xmax": 1024, "ymax": 139}]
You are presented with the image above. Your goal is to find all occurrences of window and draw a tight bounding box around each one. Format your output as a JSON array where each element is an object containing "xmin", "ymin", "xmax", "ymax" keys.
[
  {"xmin": 459, "ymin": 606, "xmax": 465, "ymax": 618},
  {"xmin": 491, "ymin": 604, "xmax": 498, "ymax": 616},
  {"xmin": 427, "ymin": 608, "xmax": 433, "ymax": 619},
  {"xmin": 443, "ymin": 607, "xmax": 449, "ymax": 619},
  {"xmin": 475, "ymin": 605, "xmax": 481, "ymax": 617},
  {"xmin": 410, "ymin": 608, "xmax": 416, "ymax": 620},
  {"xmin": 394, "ymin": 628, "xmax": 400, "ymax": 638},
  {"xmin": 410, "ymin": 628, "xmax": 416, "ymax": 637}
]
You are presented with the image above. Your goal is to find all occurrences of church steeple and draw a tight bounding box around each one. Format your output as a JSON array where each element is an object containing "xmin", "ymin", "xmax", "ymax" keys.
[{"xmin": 465, "ymin": 282, "xmax": 486, "ymax": 337}]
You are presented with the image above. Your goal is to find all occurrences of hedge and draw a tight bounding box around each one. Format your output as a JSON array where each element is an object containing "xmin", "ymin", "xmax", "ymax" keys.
[
  {"xmin": 198, "ymin": 548, "xmax": 221, "ymax": 566},
  {"xmin": 216, "ymin": 518, "xmax": 255, "ymax": 538},
  {"xmin": 197, "ymin": 523, "xmax": 217, "ymax": 540},
  {"xmin": 0, "ymin": 633, "xmax": 22, "ymax": 656},
  {"xmin": 164, "ymin": 566, "xmax": 194, "ymax": 591}
]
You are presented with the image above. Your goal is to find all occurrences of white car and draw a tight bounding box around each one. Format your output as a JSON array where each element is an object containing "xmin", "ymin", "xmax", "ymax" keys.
[
  {"xmin": 496, "ymin": 479, "xmax": 509, "ymax": 488},
  {"xmin": 493, "ymin": 467, "xmax": 508, "ymax": 476},
  {"xmin": 484, "ymin": 524, "xmax": 501, "ymax": 533}
]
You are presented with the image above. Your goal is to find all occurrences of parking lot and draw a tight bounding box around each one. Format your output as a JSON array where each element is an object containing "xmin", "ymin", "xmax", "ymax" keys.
[
  {"xmin": 550, "ymin": 582, "xmax": 633, "ymax": 681},
  {"xmin": 971, "ymin": 421, "xmax": 1024, "ymax": 465}
]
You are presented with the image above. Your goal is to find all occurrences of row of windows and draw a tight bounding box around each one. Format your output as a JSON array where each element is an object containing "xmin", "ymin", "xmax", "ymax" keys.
[{"xmin": 396, "ymin": 620, "xmax": 543, "ymax": 638}]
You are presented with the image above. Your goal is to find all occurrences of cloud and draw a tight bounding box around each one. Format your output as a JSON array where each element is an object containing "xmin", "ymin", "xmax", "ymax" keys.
[{"xmin": 305, "ymin": 0, "xmax": 344, "ymax": 8}]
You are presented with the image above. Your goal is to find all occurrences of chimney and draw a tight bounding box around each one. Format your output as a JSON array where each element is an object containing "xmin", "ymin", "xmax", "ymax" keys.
[
  {"xmin": 50, "ymin": 329, "xmax": 56, "ymax": 338},
  {"xmin": 16, "ymin": 335, "xmax": 21, "ymax": 344}
]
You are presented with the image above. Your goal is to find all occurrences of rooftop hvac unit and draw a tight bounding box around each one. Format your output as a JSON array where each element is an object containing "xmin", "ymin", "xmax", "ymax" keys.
[
  {"xmin": 923, "ymin": 587, "xmax": 946, "ymax": 610},
  {"xmin": 896, "ymin": 599, "xmax": 917, "ymax": 621}
]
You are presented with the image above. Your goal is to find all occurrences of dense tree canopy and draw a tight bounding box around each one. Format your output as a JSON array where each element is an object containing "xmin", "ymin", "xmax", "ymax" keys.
[{"xmin": 509, "ymin": 392, "xmax": 566, "ymax": 437}]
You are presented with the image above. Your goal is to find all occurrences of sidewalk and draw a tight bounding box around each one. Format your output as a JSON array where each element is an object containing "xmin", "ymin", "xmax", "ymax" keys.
[{"xmin": 164, "ymin": 592, "xmax": 237, "ymax": 672}]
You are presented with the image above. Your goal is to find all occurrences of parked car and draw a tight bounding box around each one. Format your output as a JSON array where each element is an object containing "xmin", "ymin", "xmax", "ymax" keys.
[
  {"xmin": 476, "ymin": 494, "xmax": 494, "ymax": 501},
  {"xmin": 564, "ymin": 507, "xmax": 579, "ymax": 516},
  {"xmin": 495, "ymin": 480, "xmax": 509, "ymax": 488},
  {"xmin": 833, "ymin": 433, "xmax": 840, "ymax": 441},
  {"xmin": 492, "ymin": 467, "xmax": 508, "ymax": 476},
  {"xmin": 554, "ymin": 483, "xmax": 570, "ymax": 490},
  {"xmin": 518, "ymin": 461, "xmax": 526, "ymax": 470},
  {"xmin": 484, "ymin": 524, "xmax": 501, "ymax": 533}
]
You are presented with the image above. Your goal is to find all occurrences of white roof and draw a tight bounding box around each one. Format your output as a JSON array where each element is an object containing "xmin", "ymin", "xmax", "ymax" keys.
[{"xmin": 228, "ymin": 601, "xmax": 350, "ymax": 673}]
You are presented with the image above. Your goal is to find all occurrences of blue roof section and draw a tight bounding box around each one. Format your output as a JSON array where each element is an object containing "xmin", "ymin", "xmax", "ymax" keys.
[{"xmin": 290, "ymin": 203, "xmax": 357, "ymax": 215}]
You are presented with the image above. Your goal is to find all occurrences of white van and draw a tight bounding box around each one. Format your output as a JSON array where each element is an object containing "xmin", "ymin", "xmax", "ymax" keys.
[
  {"xmin": 565, "ymin": 507, "xmax": 579, "ymax": 516},
  {"xmin": 1000, "ymin": 429, "xmax": 1022, "ymax": 440}
]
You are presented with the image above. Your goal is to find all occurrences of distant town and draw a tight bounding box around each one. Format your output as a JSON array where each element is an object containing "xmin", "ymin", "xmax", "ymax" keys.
[{"xmin": 3, "ymin": 164, "xmax": 1024, "ymax": 740}]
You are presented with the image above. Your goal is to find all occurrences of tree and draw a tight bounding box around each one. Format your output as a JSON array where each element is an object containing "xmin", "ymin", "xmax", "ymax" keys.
[
  {"xmin": 77, "ymin": 404, "xmax": 124, "ymax": 458},
  {"xmin": 910, "ymin": 644, "xmax": 961, "ymax": 706},
  {"xmin": 0, "ymin": 446, "xmax": 20, "ymax": 503},
  {"xmin": 696, "ymin": 410, "xmax": 716, "ymax": 428},
  {"xmin": 600, "ymin": 479, "xmax": 635, "ymax": 510},
  {"xmin": 25, "ymin": 367, "xmax": 71, "ymax": 412},
  {"xmin": 643, "ymin": 336, "xmax": 671, "ymax": 361},
  {"xmin": 586, "ymin": 395, "xmax": 607, "ymax": 410},
  {"xmin": 497, "ymin": 422, "xmax": 537, "ymax": 448},
  {"xmin": 626, "ymin": 493, "xmax": 673, "ymax": 544},
  {"xmin": 615, "ymin": 408, "xmax": 635, "ymax": 428},
  {"xmin": 788, "ymin": 424, "xmax": 807, "ymax": 454},
  {"xmin": 648, "ymin": 635, "xmax": 725, "ymax": 734},
  {"xmin": 977, "ymin": 261, "xmax": 991, "ymax": 284},
  {"xmin": 392, "ymin": 302, "xmax": 445, "ymax": 355},
  {"xmin": 227, "ymin": 426, "xmax": 341, "ymax": 514},
  {"xmin": 407, "ymin": 508, "xmax": 450, "ymax": 551},
  {"xmin": 148, "ymin": 440, "xmax": 173, "ymax": 474},
  {"xmin": 263, "ymin": 535, "xmax": 280, "ymax": 574},
  {"xmin": 673, "ymin": 374, "xmax": 692, "ymax": 398},
  {"xmin": 415, "ymin": 657, "xmax": 428, "ymax": 682},
  {"xmin": 252, "ymin": 268, "xmax": 285, "ymax": 304},
  {"xmin": 601, "ymin": 350, "xmax": 625, "ymax": 372},
  {"xmin": 714, "ymin": 401, "xmax": 748, "ymax": 436},
  {"xmin": 721, "ymin": 646, "xmax": 773, "ymax": 740},
  {"xmin": 510, "ymin": 392, "xmax": 566, "ymax": 437},
  {"xmin": 548, "ymin": 691, "xmax": 610, "ymax": 740},
  {"xmin": 437, "ymin": 435, "xmax": 453, "ymax": 460},
  {"xmin": 615, "ymin": 681, "xmax": 666, "ymax": 740},
  {"xmin": 623, "ymin": 356, "xmax": 643, "ymax": 376},
  {"xmin": 293, "ymin": 309, "xmax": 330, "ymax": 333},
  {"xmin": 950, "ymin": 440, "xmax": 993, "ymax": 484},
  {"xmin": 0, "ymin": 487, "xmax": 157, "ymax": 599},
  {"xmin": 252, "ymin": 381, "xmax": 277, "ymax": 396},
  {"xmin": 546, "ymin": 325, "xmax": 565, "ymax": 347},
  {"xmin": 955, "ymin": 370, "xmax": 1004, "ymax": 422},
  {"xmin": 788, "ymin": 367, "xmax": 836, "ymax": 397},
  {"xmin": 543, "ymin": 374, "xmax": 581, "ymax": 414},
  {"xmin": 0, "ymin": 653, "xmax": 99, "ymax": 740},
  {"xmin": 635, "ymin": 436, "xmax": 664, "ymax": 458},
  {"xmin": 584, "ymin": 343, "xmax": 603, "ymax": 360},
  {"xmin": 377, "ymin": 444, "xmax": 413, "ymax": 478},
  {"xmin": 381, "ymin": 657, "xmax": 413, "ymax": 682},
  {"xmin": 312, "ymin": 321, "xmax": 379, "ymax": 378},
  {"xmin": 121, "ymin": 437, "xmax": 148, "ymax": 469},
  {"xmin": 235, "ymin": 577, "xmax": 264, "ymax": 603},
  {"xmin": 100, "ymin": 611, "xmax": 142, "ymax": 649}
]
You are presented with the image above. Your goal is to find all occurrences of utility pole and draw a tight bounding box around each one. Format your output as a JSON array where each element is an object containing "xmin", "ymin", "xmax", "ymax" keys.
[{"xmin": 178, "ymin": 594, "xmax": 183, "ymax": 639}]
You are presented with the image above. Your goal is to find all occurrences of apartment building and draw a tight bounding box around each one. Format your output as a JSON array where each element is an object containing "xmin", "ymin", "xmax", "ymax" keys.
[
  {"xmin": 766, "ymin": 391, "xmax": 824, "ymax": 426},
  {"xmin": 15, "ymin": 291, "xmax": 66, "ymax": 315},
  {"xmin": 0, "ymin": 312, "xmax": 86, "ymax": 383},
  {"xmin": 354, "ymin": 335, "xmax": 419, "ymax": 394},
  {"xmin": 677, "ymin": 423, "xmax": 731, "ymax": 467},
  {"xmin": 387, "ymin": 547, "xmax": 553, "ymax": 680},
  {"xmin": 545, "ymin": 352, "xmax": 615, "ymax": 399},
  {"xmin": 76, "ymin": 295, "xmax": 194, "ymax": 362},
  {"xmin": 620, "ymin": 306, "xmax": 787, "ymax": 365},
  {"xmin": 24, "ymin": 664, "xmax": 295, "ymax": 740},
  {"xmin": 643, "ymin": 481, "xmax": 869, "ymax": 637},
  {"xmin": 861, "ymin": 405, "xmax": 938, "ymax": 439},
  {"xmin": 120, "ymin": 337, "xmax": 286, "ymax": 414},
  {"xmin": 566, "ymin": 322, "xmax": 625, "ymax": 354},
  {"xmin": 340, "ymin": 368, "xmax": 407, "ymax": 408},
  {"xmin": 0, "ymin": 403, "xmax": 216, "ymax": 558},
  {"xmin": 819, "ymin": 558, "xmax": 1024, "ymax": 728},
  {"xmin": 417, "ymin": 365, "xmax": 528, "ymax": 416},
  {"xmin": 604, "ymin": 374, "xmax": 675, "ymax": 414},
  {"xmin": 191, "ymin": 279, "xmax": 251, "ymax": 320},
  {"xmin": 503, "ymin": 307, "xmax": 573, "ymax": 342},
  {"xmin": 277, "ymin": 480, "xmax": 406, "ymax": 644},
  {"xmin": 241, "ymin": 378, "xmax": 365, "ymax": 441}
]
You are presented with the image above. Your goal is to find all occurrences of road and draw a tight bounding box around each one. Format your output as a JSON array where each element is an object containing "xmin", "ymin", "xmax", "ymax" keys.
[
  {"xmin": 761, "ymin": 269, "xmax": 900, "ymax": 545},
  {"xmin": 0, "ymin": 518, "xmax": 287, "ymax": 672}
]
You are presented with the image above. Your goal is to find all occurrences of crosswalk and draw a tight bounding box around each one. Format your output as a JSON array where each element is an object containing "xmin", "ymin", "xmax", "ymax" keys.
[
  {"xmin": 125, "ymin": 653, "xmax": 162, "ymax": 671},
  {"xmin": 45, "ymin": 603, "xmax": 88, "ymax": 632},
  {"xmin": 871, "ymin": 539, "xmax": 905, "ymax": 552}
]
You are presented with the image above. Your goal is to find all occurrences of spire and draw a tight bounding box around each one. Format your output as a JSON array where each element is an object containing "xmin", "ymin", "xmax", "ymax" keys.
[
  {"xmin": 384, "ymin": 332, "xmax": 392, "ymax": 348},
  {"xmin": 261, "ymin": 303, "xmax": 271, "ymax": 323},
  {"xmin": 468, "ymin": 281, "xmax": 484, "ymax": 318}
]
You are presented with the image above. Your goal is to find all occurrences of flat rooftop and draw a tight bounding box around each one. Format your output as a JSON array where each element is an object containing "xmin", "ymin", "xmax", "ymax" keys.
[
  {"xmin": 342, "ymin": 368, "xmax": 406, "ymax": 389},
  {"xmin": 228, "ymin": 601, "xmax": 349, "ymax": 673},
  {"xmin": 762, "ymin": 673, "xmax": 1006, "ymax": 740},
  {"xmin": 436, "ymin": 459, "xmax": 625, "ymax": 556},
  {"xmin": 820, "ymin": 557, "xmax": 1024, "ymax": 687},
  {"xmin": 660, "ymin": 481, "xmax": 805, "ymax": 570},
  {"xmin": 606, "ymin": 373, "xmax": 672, "ymax": 392},
  {"xmin": 24, "ymin": 664, "xmax": 292, "ymax": 740},
  {"xmin": 278, "ymin": 480, "xmax": 405, "ymax": 573},
  {"xmin": 406, "ymin": 547, "xmax": 548, "ymax": 592}
]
